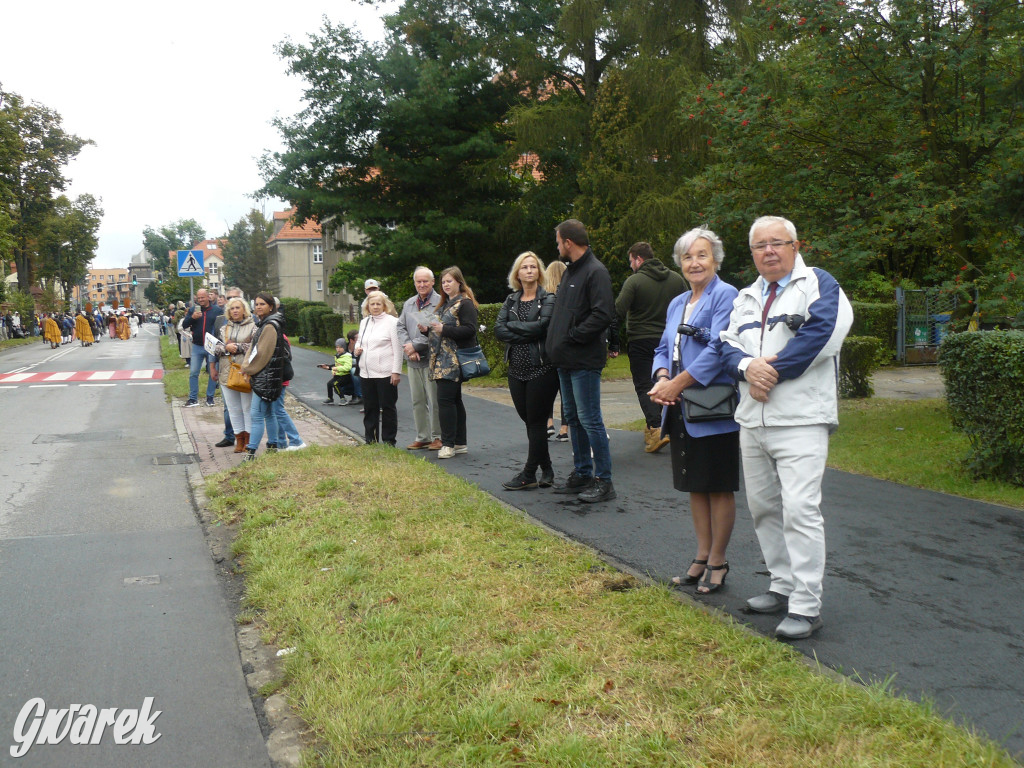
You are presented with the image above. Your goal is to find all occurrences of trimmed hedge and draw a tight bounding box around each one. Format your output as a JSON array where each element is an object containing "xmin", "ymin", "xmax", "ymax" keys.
[
  {"xmin": 838, "ymin": 336, "xmax": 886, "ymax": 398},
  {"xmin": 476, "ymin": 303, "xmax": 506, "ymax": 379},
  {"xmin": 940, "ymin": 330, "xmax": 1024, "ymax": 486},
  {"xmin": 278, "ymin": 299, "xmax": 328, "ymax": 338},
  {"xmin": 299, "ymin": 305, "xmax": 334, "ymax": 346},
  {"xmin": 322, "ymin": 313, "xmax": 346, "ymax": 347},
  {"xmin": 850, "ymin": 301, "xmax": 897, "ymax": 359}
]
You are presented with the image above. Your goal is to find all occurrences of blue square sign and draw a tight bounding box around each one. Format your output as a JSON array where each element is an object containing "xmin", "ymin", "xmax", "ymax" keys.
[{"xmin": 177, "ymin": 250, "xmax": 205, "ymax": 277}]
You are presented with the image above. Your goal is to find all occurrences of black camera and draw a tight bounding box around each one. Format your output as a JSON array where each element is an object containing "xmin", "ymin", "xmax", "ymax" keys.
[
  {"xmin": 677, "ymin": 323, "xmax": 712, "ymax": 344},
  {"xmin": 768, "ymin": 314, "xmax": 806, "ymax": 332}
]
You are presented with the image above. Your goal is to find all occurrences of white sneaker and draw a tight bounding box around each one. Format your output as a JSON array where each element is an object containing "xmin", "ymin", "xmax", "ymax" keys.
[
  {"xmin": 437, "ymin": 446, "xmax": 455, "ymax": 459},
  {"xmin": 284, "ymin": 443, "xmax": 307, "ymax": 451},
  {"xmin": 453, "ymin": 444, "xmax": 468, "ymax": 454}
]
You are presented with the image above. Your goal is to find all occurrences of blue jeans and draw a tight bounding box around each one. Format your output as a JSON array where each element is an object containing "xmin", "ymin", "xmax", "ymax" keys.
[
  {"xmin": 273, "ymin": 388, "xmax": 303, "ymax": 447},
  {"xmin": 223, "ymin": 402, "xmax": 234, "ymax": 440},
  {"xmin": 189, "ymin": 344, "xmax": 216, "ymax": 402},
  {"xmin": 247, "ymin": 394, "xmax": 281, "ymax": 450},
  {"xmin": 558, "ymin": 368, "xmax": 612, "ymax": 481}
]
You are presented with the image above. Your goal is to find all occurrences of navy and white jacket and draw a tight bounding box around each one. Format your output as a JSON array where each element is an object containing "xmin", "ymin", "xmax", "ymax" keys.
[{"xmin": 718, "ymin": 254, "xmax": 852, "ymax": 431}]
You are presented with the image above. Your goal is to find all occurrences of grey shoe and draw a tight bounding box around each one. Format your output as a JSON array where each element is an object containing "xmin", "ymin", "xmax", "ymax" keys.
[
  {"xmin": 746, "ymin": 591, "xmax": 789, "ymax": 614},
  {"xmin": 775, "ymin": 613, "xmax": 823, "ymax": 640},
  {"xmin": 578, "ymin": 478, "xmax": 616, "ymax": 503}
]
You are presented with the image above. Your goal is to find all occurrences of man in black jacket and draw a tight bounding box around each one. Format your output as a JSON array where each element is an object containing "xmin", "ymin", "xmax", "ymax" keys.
[
  {"xmin": 544, "ymin": 219, "xmax": 616, "ymax": 503},
  {"xmin": 181, "ymin": 288, "xmax": 223, "ymax": 407}
]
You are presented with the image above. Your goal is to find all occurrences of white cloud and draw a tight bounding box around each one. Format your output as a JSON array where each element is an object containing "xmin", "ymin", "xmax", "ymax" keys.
[{"xmin": 1, "ymin": 0, "xmax": 390, "ymax": 268}]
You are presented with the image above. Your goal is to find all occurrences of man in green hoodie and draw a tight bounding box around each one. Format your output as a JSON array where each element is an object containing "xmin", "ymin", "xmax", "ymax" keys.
[{"xmin": 615, "ymin": 242, "xmax": 687, "ymax": 453}]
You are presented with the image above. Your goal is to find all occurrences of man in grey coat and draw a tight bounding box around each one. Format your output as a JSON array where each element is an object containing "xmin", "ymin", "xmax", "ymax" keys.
[{"xmin": 397, "ymin": 266, "xmax": 443, "ymax": 450}]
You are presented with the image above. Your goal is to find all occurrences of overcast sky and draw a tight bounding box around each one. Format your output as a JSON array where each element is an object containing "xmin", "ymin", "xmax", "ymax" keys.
[{"xmin": 2, "ymin": 1, "xmax": 391, "ymax": 268}]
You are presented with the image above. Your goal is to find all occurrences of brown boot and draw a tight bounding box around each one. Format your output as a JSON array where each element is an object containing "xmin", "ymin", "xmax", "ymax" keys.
[
  {"xmin": 644, "ymin": 426, "xmax": 670, "ymax": 454},
  {"xmin": 234, "ymin": 432, "xmax": 249, "ymax": 453}
]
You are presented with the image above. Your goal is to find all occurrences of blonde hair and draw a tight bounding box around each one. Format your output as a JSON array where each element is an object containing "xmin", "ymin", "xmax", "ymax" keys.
[
  {"xmin": 364, "ymin": 290, "xmax": 398, "ymax": 317},
  {"xmin": 507, "ymin": 251, "xmax": 548, "ymax": 292},
  {"xmin": 544, "ymin": 260, "xmax": 566, "ymax": 294},
  {"xmin": 224, "ymin": 297, "xmax": 252, "ymax": 321},
  {"xmin": 439, "ymin": 266, "xmax": 478, "ymax": 307}
]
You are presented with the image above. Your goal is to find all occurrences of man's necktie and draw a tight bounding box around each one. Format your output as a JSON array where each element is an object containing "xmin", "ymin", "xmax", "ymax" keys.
[{"xmin": 761, "ymin": 281, "xmax": 778, "ymax": 337}]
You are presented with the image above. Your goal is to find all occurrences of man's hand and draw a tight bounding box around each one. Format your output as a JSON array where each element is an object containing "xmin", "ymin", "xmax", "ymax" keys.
[
  {"xmin": 748, "ymin": 383, "xmax": 770, "ymax": 403},
  {"xmin": 744, "ymin": 355, "xmax": 779, "ymax": 392},
  {"xmin": 403, "ymin": 342, "xmax": 416, "ymax": 357}
]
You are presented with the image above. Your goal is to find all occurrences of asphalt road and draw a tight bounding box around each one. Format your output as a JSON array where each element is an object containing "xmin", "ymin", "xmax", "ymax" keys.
[
  {"xmin": 0, "ymin": 328, "xmax": 269, "ymax": 767},
  {"xmin": 285, "ymin": 341, "xmax": 1024, "ymax": 760}
]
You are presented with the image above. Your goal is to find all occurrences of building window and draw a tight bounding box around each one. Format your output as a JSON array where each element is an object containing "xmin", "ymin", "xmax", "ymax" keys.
[
  {"xmin": 313, "ymin": 244, "xmax": 323, "ymax": 264},
  {"xmin": 209, "ymin": 263, "xmax": 218, "ymax": 275},
  {"xmin": 316, "ymin": 280, "xmax": 323, "ymax": 292}
]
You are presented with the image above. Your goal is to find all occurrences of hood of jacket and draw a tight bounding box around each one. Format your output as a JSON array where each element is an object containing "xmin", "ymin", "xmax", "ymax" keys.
[{"xmin": 637, "ymin": 257, "xmax": 673, "ymax": 282}]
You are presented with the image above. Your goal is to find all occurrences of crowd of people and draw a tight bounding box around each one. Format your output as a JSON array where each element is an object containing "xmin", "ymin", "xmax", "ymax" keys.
[
  {"xmin": 169, "ymin": 213, "xmax": 850, "ymax": 640},
  {"xmin": 328, "ymin": 215, "xmax": 850, "ymax": 639},
  {"xmin": 2, "ymin": 307, "xmax": 147, "ymax": 349}
]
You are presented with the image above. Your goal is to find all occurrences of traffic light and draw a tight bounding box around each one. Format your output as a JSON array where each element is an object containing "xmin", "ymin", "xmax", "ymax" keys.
[
  {"xmin": 157, "ymin": 272, "xmax": 163, "ymax": 284},
  {"xmin": 132, "ymin": 274, "xmax": 138, "ymax": 286}
]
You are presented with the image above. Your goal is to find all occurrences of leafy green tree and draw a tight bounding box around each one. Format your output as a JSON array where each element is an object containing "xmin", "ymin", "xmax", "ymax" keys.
[
  {"xmin": 0, "ymin": 89, "xmax": 93, "ymax": 291},
  {"xmin": 689, "ymin": 0, "xmax": 1024, "ymax": 295},
  {"xmin": 142, "ymin": 218, "xmax": 206, "ymax": 276},
  {"xmin": 36, "ymin": 194, "xmax": 103, "ymax": 306},
  {"xmin": 222, "ymin": 210, "xmax": 277, "ymax": 300},
  {"xmin": 260, "ymin": 5, "xmax": 550, "ymax": 300}
]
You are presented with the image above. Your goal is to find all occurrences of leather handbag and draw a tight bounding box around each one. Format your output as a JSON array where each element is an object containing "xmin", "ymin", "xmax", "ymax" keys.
[
  {"xmin": 681, "ymin": 383, "xmax": 737, "ymax": 422},
  {"xmin": 456, "ymin": 345, "xmax": 490, "ymax": 380},
  {"xmin": 226, "ymin": 361, "xmax": 251, "ymax": 393}
]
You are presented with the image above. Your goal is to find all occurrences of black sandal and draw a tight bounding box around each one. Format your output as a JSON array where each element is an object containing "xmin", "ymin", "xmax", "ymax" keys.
[
  {"xmin": 670, "ymin": 559, "xmax": 708, "ymax": 587},
  {"xmin": 696, "ymin": 562, "xmax": 729, "ymax": 594}
]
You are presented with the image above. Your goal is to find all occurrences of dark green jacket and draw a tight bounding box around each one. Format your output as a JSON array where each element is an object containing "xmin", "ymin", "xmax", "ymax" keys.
[{"xmin": 614, "ymin": 258, "xmax": 686, "ymax": 340}]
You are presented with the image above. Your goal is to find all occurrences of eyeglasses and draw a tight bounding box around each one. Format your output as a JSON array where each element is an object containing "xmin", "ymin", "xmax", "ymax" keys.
[{"xmin": 751, "ymin": 240, "xmax": 795, "ymax": 253}]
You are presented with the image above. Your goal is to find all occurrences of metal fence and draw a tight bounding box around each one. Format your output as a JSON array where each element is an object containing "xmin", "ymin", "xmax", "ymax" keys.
[{"xmin": 894, "ymin": 288, "xmax": 958, "ymax": 364}]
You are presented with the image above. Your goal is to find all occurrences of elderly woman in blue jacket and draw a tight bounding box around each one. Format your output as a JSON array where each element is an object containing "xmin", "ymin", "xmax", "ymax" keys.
[{"xmin": 649, "ymin": 227, "xmax": 740, "ymax": 595}]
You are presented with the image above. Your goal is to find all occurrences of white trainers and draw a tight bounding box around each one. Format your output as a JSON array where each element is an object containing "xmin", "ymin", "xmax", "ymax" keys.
[
  {"xmin": 453, "ymin": 444, "xmax": 468, "ymax": 454},
  {"xmin": 284, "ymin": 443, "xmax": 307, "ymax": 451},
  {"xmin": 437, "ymin": 446, "xmax": 455, "ymax": 459}
]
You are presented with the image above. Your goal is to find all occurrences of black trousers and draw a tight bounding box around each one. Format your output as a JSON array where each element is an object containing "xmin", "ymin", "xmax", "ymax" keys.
[
  {"xmin": 509, "ymin": 369, "xmax": 560, "ymax": 475},
  {"xmin": 361, "ymin": 376, "xmax": 398, "ymax": 445},
  {"xmin": 627, "ymin": 336, "xmax": 663, "ymax": 428},
  {"xmin": 328, "ymin": 374, "xmax": 354, "ymax": 399},
  {"xmin": 435, "ymin": 378, "xmax": 467, "ymax": 447}
]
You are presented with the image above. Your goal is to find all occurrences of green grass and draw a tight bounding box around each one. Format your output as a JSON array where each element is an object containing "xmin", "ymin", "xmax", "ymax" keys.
[
  {"xmin": 160, "ymin": 333, "xmax": 218, "ymax": 402},
  {"xmin": 207, "ymin": 447, "xmax": 1018, "ymax": 767},
  {"xmin": 0, "ymin": 336, "xmax": 38, "ymax": 352}
]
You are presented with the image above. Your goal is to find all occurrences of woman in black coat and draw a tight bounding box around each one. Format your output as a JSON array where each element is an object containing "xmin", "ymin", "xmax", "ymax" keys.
[{"xmin": 494, "ymin": 251, "xmax": 559, "ymax": 490}]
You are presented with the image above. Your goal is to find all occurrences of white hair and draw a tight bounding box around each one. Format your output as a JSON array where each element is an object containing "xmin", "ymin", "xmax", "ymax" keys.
[
  {"xmin": 749, "ymin": 216, "xmax": 798, "ymax": 245},
  {"xmin": 673, "ymin": 228, "xmax": 725, "ymax": 267}
]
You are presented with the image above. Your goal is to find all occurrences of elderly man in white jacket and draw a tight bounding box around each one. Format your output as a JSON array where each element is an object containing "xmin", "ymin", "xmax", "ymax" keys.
[{"xmin": 718, "ymin": 215, "xmax": 853, "ymax": 640}]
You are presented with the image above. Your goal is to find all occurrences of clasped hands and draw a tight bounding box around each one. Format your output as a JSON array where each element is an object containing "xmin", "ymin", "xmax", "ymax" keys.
[{"xmin": 745, "ymin": 355, "xmax": 779, "ymax": 403}]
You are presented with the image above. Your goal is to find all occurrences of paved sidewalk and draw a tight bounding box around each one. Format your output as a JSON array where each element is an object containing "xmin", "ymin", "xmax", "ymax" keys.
[{"xmin": 179, "ymin": 394, "xmax": 357, "ymax": 478}]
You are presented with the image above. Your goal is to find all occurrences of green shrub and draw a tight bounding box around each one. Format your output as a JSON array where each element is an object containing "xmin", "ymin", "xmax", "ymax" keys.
[
  {"xmin": 278, "ymin": 298, "xmax": 328, "ymax": 337},
  {"xmin": 476, "ymin": 302, "xmax": 506, "ymax": 378},
  {"xmin": 299, "ymin": 305, "xmax": 334, "ymax": 345},
  {"xmin": 940, "ymin": 330, "xmax": 1024, "ymax": 486},
  {"xmin": 839, "ymin": 335, "xmax": 886, "ymax": 398},
  {"xmin": 321, "ymin": 313, "xmax": 346, "ymax": 346},
  {"xmin": 850, "ymin": 301, "xmax": 897, "ymax": 359}
]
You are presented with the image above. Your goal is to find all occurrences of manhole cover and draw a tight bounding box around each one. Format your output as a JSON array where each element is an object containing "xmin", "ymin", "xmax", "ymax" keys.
[{"xmin": 154, "ymin": 454, "xmax": 196, "ymax": 465}]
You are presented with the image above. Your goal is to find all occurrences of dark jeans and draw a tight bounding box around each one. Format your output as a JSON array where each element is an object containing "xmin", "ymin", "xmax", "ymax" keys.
[
  {"xmin": 435, "ymin": 378, "xmax": 466, "ymax": 447},
  {"xmin": 509, "ymin": 369, "xmax": 560, "ymax": 476},
  {"xmin": 361, "ymin": 376, "xmax": 398, "ymax": 445},
  {"xmin": 627, "ymin": 336, "xmax": 663, "ymax": 428}
]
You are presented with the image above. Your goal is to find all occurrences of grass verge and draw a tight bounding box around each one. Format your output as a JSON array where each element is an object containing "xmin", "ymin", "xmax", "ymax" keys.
[
  {"xmin": 208, "ymin": 446, "xmax": 1017, "ymax": 767},
  {"xmin": 160, "ymin": 333, "xmax": 217, "ymax": 402}
]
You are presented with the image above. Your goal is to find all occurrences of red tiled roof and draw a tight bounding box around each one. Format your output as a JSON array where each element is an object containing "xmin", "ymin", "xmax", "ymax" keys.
[{"xmin": 268, "ymin": 207, "xmax": 322, "ymax": 243}]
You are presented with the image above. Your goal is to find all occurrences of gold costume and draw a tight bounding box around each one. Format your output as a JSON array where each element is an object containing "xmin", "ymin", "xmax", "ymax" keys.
[{"xmin": 75, "ymin": 314, "xmax": 95, "ymax": 344}]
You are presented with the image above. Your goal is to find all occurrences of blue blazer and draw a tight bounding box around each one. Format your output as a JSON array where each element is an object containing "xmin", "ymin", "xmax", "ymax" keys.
[{"xmin": 652, "ymin": 274, "xmax": 740, "ymax": 438}]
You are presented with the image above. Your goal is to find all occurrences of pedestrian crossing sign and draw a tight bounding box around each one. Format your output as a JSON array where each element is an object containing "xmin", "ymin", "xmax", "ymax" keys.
[{"xmin": 177, "ymin": 250, "xmax": 205, "ymax": 277}]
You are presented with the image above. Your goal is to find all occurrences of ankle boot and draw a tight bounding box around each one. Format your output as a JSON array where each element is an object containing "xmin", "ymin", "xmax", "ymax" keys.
[{"xmin": 234, "ymin": 432, "xmax": 248, "ymax": 453}]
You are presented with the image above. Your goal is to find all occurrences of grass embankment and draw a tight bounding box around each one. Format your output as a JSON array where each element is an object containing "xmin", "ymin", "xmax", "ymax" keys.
[
  {"xmin": 0, "ymin": 336, "xmax": 37, "ymax": 352},
  {"xmin": 160, "ymin": 333, "xmax": 217, "ymax": 401},
  {"xmin": 208, "ymin": 447, "xmax": 1017, "ymax": 766}
]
